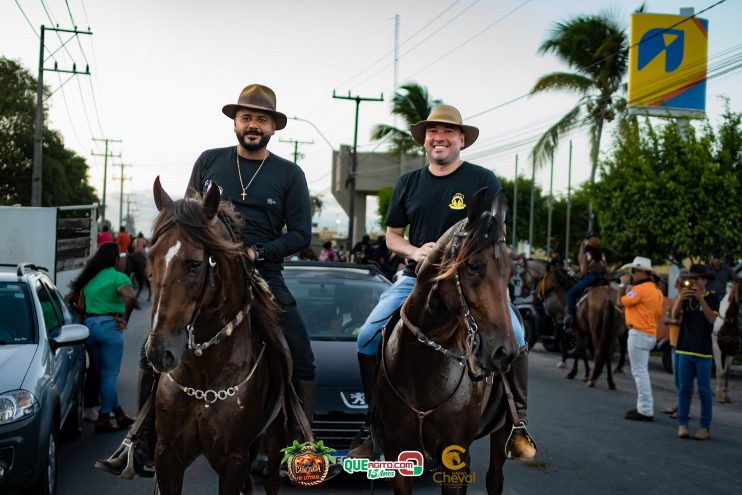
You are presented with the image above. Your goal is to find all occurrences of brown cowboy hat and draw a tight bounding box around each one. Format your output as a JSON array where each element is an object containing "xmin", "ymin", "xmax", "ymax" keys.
[
  {"xmin": 222, "ymin": 84, "xmax": 287, "ymax": 130},
  {"xmin": 410, "ymin": 105, "xmax": 479, "ymax": 149},
  {"xmin": 685, "ymin": 263, "xmax": 715, "ymax": 280}
]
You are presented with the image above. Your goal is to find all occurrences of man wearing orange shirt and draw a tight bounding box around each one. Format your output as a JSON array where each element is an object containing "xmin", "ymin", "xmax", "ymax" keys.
[
  {"xmin": 115, "ymin": 226, "xmax": 131, "ymax": 254},
  {"xmin": 618, "ymin": 256, "xmax": 664, "ymax": 421}
]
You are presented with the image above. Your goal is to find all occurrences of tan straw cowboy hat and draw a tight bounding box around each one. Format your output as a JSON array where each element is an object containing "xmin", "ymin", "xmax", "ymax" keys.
[
  {"xmin": 410, "ymin": 104, "xmax": 479, "ymax": 149},
  {"xmin": 222, "ymin": 84, "xmax": 287, "ymax": 130}
]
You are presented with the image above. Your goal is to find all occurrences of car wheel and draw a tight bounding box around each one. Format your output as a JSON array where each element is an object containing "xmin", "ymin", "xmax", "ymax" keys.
[
  {"xmin": 30, "ymin": 425, "xmax": 58, "ymax": 495},
  {"xmin": 61, "ymin": 381, "xmax": 84, "ymax": 440}
]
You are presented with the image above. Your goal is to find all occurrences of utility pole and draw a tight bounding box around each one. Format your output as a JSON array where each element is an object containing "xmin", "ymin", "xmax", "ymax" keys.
[
  {"xmin": 125, "ymin": 194, "xmax": 138, "ymax": 232},
  {"xmin": 332, "ymin": 90, "xmax": 384, "ymax": 247},
  {"xmin": 512, "ymin": 154, "xmax": 518, "ymax": 251},
  {"xmin": 546, "ymin": 152, "xmax": 554, "ymax": 255},
  {"xmin": 92, "ymin": 138, "xmax": 122, "ymax": 226},
  {"xmin": 528, "ymin": 158, "xmax": 536, "ymax": 255},
  {"xmin": 279, "ymin": 138, "xmax": 314, "ymax": 164},
  {"xmin": 32, "ymin": 25, "xmax": 92, "ymax": 206},
  {"xmin": 565, "ymin": 140, "xmax": 573, "ymax": 260},
  {"xmin": 112, "ymin": 163, "xmax": 131, "ymax": 230}
]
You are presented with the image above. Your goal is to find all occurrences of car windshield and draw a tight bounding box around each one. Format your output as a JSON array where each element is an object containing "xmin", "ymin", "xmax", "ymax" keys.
[
  {"xmin": 0, "ymin": 282, "xmax": 34, "ymax": 344},
  {"xmin": 286, "ymin": 275, "xmax": 389, "ymax": 342}
]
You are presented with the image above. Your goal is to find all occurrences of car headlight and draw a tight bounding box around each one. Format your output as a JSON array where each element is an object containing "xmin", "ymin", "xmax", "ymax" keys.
[{"xmin": 0, "ymin": 390, "xmax": 40, "ymax": 425}]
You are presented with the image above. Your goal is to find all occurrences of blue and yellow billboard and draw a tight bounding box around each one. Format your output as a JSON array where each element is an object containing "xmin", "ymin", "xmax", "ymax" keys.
[{"xmin": 628, "ymin": 13, "xmax": 708, "ymax": 117}]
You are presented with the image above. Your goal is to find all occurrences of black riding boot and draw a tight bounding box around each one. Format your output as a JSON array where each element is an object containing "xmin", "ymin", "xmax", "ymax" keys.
[
  {"xmin": 94, "ymin": 369, "xmax": 158, "ymax": 478},
  {"xmin": 348, "ymin": 353, "xmax": 381, "ymax": 459},
  {"xmin": 506, "ymin": 349, "xmax": 537, "ymax": 461},
  {"xmin": 290, "ymin": 379, "xmax": 316, "ymax": 442}
]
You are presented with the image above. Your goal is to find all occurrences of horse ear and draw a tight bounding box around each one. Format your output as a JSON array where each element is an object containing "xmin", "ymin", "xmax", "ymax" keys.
[
  {"xmin": 202, "ymin": 180, "xmax": 221, "ymax": 220},
  {"xmin": 493, "ymin": 190, "xmax": 508, "ymax": 238},
  {"xmin": 153, "ymin": 176, "xmax": 174, "ymax": 212},
  {"xmin": 467, "ymin": 187, "xmax": 488, "ymax": 225}
]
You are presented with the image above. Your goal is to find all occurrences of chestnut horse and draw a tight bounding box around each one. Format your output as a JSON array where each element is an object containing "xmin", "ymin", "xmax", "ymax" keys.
[
  {"xmin": 541, "ymin": 265, "xmax": 624, "ymax": 389},
  {"xmin": 378, "ymin": 190, "xmax": 521, "ymax": 495},
  {"xmin": 145, "ymin": 178, "xmax": 310, "ymax": 495}
]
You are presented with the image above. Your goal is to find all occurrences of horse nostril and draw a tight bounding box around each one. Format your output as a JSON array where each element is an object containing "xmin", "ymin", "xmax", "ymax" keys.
[{"xmin": 162, "ymin": 350, "xmax": 176, "ymax": 370}]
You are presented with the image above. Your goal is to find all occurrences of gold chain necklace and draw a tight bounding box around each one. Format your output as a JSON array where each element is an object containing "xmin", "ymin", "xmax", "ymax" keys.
[{"xmin": 236, "ymin": 147, "xmax": 269, "ymax": 200}]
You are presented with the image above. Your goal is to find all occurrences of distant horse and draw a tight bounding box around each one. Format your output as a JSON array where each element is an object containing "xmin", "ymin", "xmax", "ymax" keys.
[
  {"xmin": 713, "ymin": 280, "xmax": 741, "ymax": 403},
  {"xmin": 378, "ymin": 189, "xmax": 521, "ymax": 495},
  {"xmin": 144, "ymin": 178, "xmax": 311, "ymax": 495},
  {"xmin": 518, "ymin": 259, "xmax": 547, "ymax": 299},
  {"xmin": 125, "ymin": 251, "xmax": 151, "ymax": 301},
  {"xmin": 538, "ymin": 267, "xmax": 587, "ymax": 369},
  {"xmin": 541, "ymin": 265, "xmax": 623, "ymax": 389}
]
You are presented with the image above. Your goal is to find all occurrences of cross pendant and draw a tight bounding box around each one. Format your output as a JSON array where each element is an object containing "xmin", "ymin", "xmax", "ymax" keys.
[{"xmin": 241, "ymin": 191, "xmax": 247, "ymax": 200}]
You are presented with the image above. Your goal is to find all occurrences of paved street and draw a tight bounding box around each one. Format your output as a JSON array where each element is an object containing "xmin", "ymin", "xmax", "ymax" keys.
[{"xmin": 51, "ymin": 298, "xmax": 741, "ymax": 494}]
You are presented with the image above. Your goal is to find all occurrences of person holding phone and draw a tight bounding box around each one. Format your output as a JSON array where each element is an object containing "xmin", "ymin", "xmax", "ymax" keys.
[{"xmin": 671, "ymin": 264, "xmax": 719, "ymax": 440}]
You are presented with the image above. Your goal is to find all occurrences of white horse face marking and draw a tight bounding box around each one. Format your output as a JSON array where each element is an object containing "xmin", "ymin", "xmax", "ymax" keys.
[{"xmin": 152, "ymin": 240, "xmax": 182, "ymax": 330}]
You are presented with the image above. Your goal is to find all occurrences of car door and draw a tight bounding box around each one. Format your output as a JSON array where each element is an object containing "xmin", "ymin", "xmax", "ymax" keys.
[{"xmin": 34, "ymin": 278, "xmax": 72, "ymax": 409}]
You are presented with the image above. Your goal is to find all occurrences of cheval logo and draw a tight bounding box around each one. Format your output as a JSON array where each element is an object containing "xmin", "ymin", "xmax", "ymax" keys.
[
  {"xmin": 434, "ymin": 444, "xmax": 476, "ymax": 487},
  {"xmin": 448, "ymin": 193, "xmax": 466, "ymax": 210},
  {"xmin": 343, "ymin": 450, "xmax": 424, "ymax": 479},
  {"xmin": 280, "ymin": 440, "xmax": 335, "ymax": 487}
]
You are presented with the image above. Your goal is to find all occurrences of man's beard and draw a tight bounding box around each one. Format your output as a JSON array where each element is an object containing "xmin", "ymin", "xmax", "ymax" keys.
[{"xmin": 237, "ymin": 132, "xmax": 271, "ymax": 151}]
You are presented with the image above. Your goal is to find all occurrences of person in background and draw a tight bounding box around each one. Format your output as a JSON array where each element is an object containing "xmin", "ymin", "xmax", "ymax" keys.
[
  {"xmin": 68, "ymin": 243, "xmax": 136, "ymax": 433},
  {"xmin": 132, "ymin": 232, "xmax": 148, "ymax": 257},
  {"xmin": 564, "ymin": 233, "xmax": 609, "ymax": 334},
  {"xmin": 352, "ymin": 234, "xmax": 372, "ymax": 264},
  {"xmin": 618, "ymin": 256, "xmax": 664, "ymax": 422},
  {"xmin": 116, "ymin": 226, "xmax": 131, "ymax": 254},
  {"xmin": 318, "ymin": 240, "xmax": 338, "ymax": 262},
  {"xmin": 671, "ymin": 264, "xmax": 719, "ymax": 440},
  {"xmin": 97, "ymin": 224, "xmax": 113, "ymax": 247},
  {"xmin": 663, "ymin": 270, "xmax": 689, "ymax": 418},
  {"xmin": 706, "ymin": 249, "xmax": 733, "ymax": 299}
]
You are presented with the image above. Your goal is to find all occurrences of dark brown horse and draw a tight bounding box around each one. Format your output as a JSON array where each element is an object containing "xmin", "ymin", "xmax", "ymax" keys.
[
  {"xmin": 124, "ymin": 251, "xmax": 151, "ymax": 301},
  {"xmin": 378, "ymin": 190, "xmax": 520, "ymax": 495},
  {"xmin": 144, "ymin": 178, "xmax": 310, "ymax": 495},
  {"xmin": 541, "ymin": 265, "xmax": 624, "ymax": 389}
]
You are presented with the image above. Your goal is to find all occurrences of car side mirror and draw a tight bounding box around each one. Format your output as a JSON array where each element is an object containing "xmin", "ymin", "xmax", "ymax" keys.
[{"xmin": 49, "ymin": 323, "xmax": 89, "ymax": 351}]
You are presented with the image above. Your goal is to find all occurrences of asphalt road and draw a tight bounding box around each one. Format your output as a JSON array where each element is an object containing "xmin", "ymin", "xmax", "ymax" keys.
[{"xmin": 50, "ymin": 298, "xmax": 740, "ymax": 495}]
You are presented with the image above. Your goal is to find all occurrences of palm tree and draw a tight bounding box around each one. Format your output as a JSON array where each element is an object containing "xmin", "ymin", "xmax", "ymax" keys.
[
  {"xmin": 530, "ymin": 11, "xmax": 629, "ymax": 228},
  {"xmin": 371, "ymin": 82, "xmax": 441, "ymax": 157}
]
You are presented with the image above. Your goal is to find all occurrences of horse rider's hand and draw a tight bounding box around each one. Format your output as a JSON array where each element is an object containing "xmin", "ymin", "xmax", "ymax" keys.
[
  {"xmin": 411, "ymin": 242, "xmax": 435, "ymax": 262},
  {"xmin": 114, "ymin": 316, "xmax": 128, "ymax": 330},
  {"xmin": 247, "ymin": 247, "xmax": 256, "ymax": 262}
]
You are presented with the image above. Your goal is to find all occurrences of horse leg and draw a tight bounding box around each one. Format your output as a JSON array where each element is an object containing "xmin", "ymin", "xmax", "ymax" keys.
[
  {"xmin": 721, "ymin": 357, "xmax": 733, "ymax": 403},
  {"xmin": 485, "ymin": 427, "xmax": 508, "ymax": 495},
  {"xmin": 614, "ymin": 328, "xmax": 627, "ymax": 374},
  {"xmin": 153, "ymin": 451, "xmax": 187, "ymax": 495},
  {"xmin": 391, "ymin": 472, "xmax": 413, "ymax": 495},
  {"xmin": 262, "ymin": 415, "xmax": 288, "ymax": 495}
]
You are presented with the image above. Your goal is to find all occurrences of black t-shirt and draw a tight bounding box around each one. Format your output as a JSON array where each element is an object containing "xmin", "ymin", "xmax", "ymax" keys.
[
  {"xmin": 385, "ymin": 162, "xmax": 502, "ymax": 277},
  {"xmin": 676, "ymin": 292, "xmax": 720, "ymax": 357},
  {"xmin": 187, "ymin": 146, "xmax": 311, "ymax": 272}
]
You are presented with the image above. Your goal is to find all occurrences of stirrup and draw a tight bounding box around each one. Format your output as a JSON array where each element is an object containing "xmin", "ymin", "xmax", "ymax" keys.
[{"xmin": 504, "ymin": 422, "xmax": 537, "ymax": 460}]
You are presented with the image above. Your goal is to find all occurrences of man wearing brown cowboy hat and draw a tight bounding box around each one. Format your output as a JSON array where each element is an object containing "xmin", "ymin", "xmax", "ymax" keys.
[
  {"xmin": 563, "ymin": 232, "xmax": 610, "ymax": 334},
  {"xmin": 671, "ymin": 264, "xmax": 719, "ymax": 440},
  {"xmin": 349, "ymin": 104, "xmax": 536, "ymax": 461},
  {"xmin": 617, "ymin": 256, "xmax": 664, "ymax": 422},
  {"xmin": 96, "ymin": 84, "xmax": 315, "ymax": 477}
]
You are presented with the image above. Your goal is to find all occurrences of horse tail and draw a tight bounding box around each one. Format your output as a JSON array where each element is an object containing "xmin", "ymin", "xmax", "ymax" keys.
[{"xmin": 590, "ymin": 295, "xmax": 617, "ymax": 385}]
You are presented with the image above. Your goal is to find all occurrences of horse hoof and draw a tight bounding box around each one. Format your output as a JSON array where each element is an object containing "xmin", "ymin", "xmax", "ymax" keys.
[
  {"xmin": 609, "ymin": 384, "xmax": 616, "ymax": 390},
  {"xmin": 586, "ymin": 380, "xmax": 595, "ymax": 387},
  {"xmin": 566, "ymin": 373, "xmax": 576, "ymax": 380},
  {"xmin": 582, "ymin": 377, "xmax": 590, "ymax": 383}
]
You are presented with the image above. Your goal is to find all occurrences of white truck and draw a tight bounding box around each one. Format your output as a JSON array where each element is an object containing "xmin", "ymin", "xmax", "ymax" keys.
[{"xmin": 0, "ymin": 205, "xmax": 98, "ymax": 291}]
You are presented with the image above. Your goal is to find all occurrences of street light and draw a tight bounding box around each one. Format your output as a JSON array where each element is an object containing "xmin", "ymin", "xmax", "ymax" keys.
[{"xmin": 289, "ymin": 116, "xmax": 335, "ymax": 150}]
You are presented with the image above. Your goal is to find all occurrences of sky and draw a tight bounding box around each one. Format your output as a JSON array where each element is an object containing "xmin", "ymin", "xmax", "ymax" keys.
[{"xmin": 3, "ymin": 0, "xmax": 741, "ymax": 238}]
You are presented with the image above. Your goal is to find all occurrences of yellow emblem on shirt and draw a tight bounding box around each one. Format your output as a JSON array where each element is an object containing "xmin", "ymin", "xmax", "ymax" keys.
[{"xmin": 448, "ymin": 193, "xmax": 466, "ymax": 210}]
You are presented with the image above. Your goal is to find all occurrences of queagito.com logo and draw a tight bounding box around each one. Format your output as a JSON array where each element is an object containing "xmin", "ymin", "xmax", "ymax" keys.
[{"xmin": 343, "ymin": 451, "xmax": 424, "ymax": 479}]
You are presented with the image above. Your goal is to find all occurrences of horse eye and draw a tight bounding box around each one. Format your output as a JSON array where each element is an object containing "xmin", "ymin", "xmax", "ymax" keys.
[
  {"xmin": 186, "ymin": 260, "xmax": 203, "ymax": 273},
  {"xmin": 467, "ymin": 261, "xmax": 481, "ymax": 272}
]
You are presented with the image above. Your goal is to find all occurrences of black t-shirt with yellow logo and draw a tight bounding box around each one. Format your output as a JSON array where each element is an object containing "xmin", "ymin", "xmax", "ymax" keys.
[{"xmin": 386, "ymin": 162, "xmax": 502, "ymax": 277}]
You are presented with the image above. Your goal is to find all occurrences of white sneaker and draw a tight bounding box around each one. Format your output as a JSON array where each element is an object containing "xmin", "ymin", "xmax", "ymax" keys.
[{"xmin": 84, "ymin": 407, "xmax": 99, "ymax": 422}]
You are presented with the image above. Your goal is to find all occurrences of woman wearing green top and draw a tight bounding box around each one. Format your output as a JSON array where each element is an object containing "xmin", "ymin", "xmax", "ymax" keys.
[{"xmin": 70, "ymin": 242, "xmax": 137, "ymax": 433}]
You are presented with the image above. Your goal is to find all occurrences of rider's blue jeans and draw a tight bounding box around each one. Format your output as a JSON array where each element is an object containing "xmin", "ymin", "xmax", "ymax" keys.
[
  {"xmin": 356, "ymin": 275, "xmax": 525, "ymax": 356},
  {"xmin": 677, "ymin": 353, "xmax": 713, "ymax": 429},
  {"xmin": 566, "ymin": 273, "xmax": 602, "ymax": 316}
]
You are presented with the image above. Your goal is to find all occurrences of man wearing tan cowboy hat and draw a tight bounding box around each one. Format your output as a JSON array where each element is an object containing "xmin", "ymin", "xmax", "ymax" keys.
[
  {"xmin": 349, "ymin": 104, "xmax": 537, "ymax": 461},
  {"xmin": 671, "ymin": 264, "xmax": 720, "ymax": 440},
  {"xmin": 96, "ymin": 84, "xmax": 315, "ymax": 477},
  {"xmin": 618, "ymin": 256, "xmax": 664, "ymax": 422}
]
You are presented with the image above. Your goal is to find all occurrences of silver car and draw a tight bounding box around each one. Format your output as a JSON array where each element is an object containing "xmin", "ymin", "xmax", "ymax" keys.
[{"xmin": 0, "ymin": 263, "xmax": 89, "ymax": 495}]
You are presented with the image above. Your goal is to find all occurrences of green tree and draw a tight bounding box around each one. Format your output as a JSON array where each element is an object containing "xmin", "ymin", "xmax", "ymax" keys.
[
  {"xmin": 375, "ymin": 186, "xmax": 394, "ymax": 229},
  {"xmin": 530, "ymin": 11, "xmax": 630, "ymax": 227},
  {"xmin": 309, "ymin": 193, "xmax": 323, "ymax": 219},
  {"xmin": 593, "ymin": 109, "xmax": 742, "ymax": 265},
  {"xmin": 370, "ymin": 82, "xmax": 441, "ymax": 157},
  {"xmin": 0, "ymin": 56, "xmax": 98, "ymax": 207}
]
